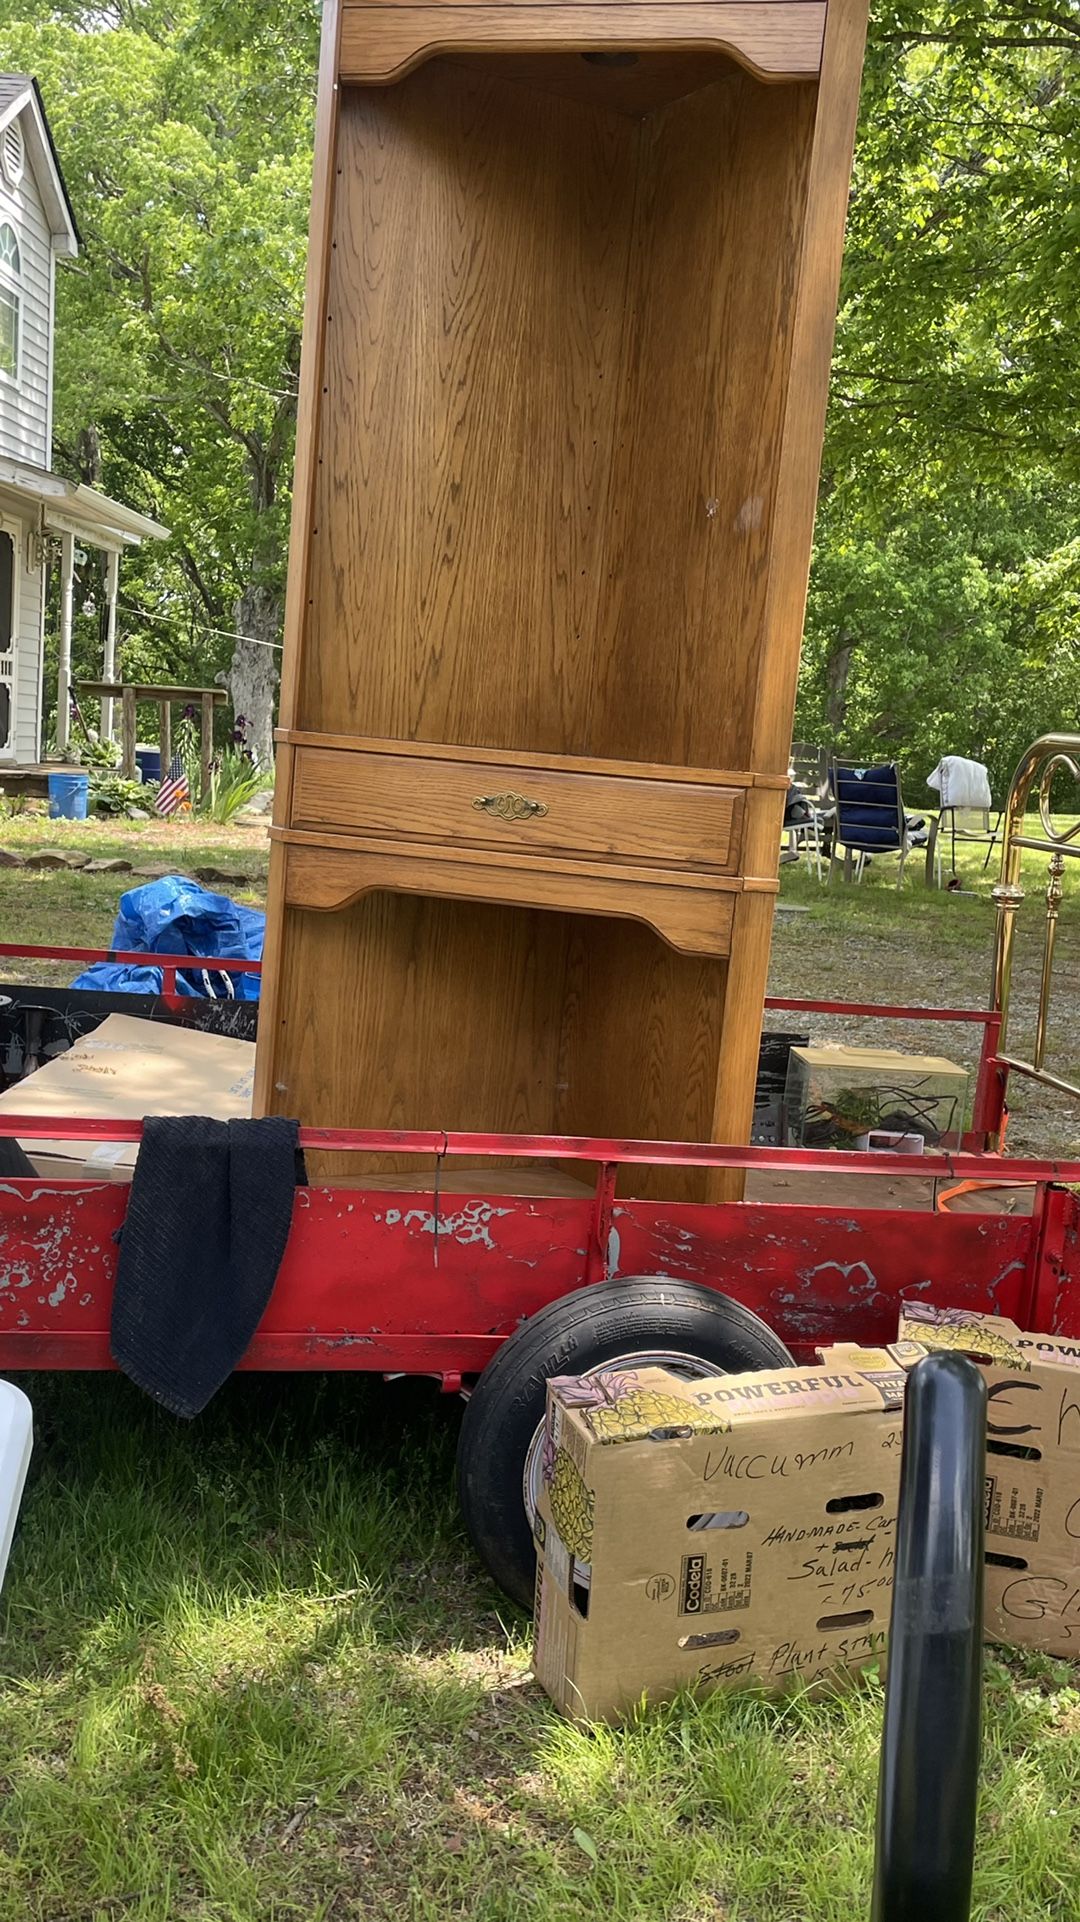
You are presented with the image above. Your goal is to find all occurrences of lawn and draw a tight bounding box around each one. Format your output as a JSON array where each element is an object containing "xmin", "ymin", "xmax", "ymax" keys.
[
  {"xmin": 0, "ymin": 813, "xmax": 268, "ymax": 967},
  {"xmin": 0, "ymin": 813, "xmax": 1079, "ymax": 1920}
]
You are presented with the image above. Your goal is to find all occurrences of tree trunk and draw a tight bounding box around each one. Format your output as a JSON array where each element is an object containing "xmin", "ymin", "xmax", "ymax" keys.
[
  {"xmin": 226, "ymin": 387, "xmax": 297, "ymax": 770},
  {"xmin": 226, "ymin": 579, "xmax": 281, "ymax": 769},
  {"xmin": 76, "ymin": 424, "xmax": 103, "ymax": 486},
  {"xmin": 825, "ymin": 636, "xmax": 854, "ymax": 739}
]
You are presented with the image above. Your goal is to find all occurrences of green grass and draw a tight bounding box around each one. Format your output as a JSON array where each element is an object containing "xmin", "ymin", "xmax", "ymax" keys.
[
  {"xmin": 0, "ymin": 808, "xmax": 269, "ymax": 861},
  {"xmin": 0, "ymin": 813, "xmax": 268, "ymax": 980},
  {"xmin": 1, "ymin": 1373, "xmax": 1078, "ymax": 1922},
  {"xmin": 1, "ymin": 820, "xmax": 1080, "ymax": 1917}
]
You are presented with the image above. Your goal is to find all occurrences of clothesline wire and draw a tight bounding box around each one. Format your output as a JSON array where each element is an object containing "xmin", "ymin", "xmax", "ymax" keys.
[{"xmin": 117, "ymin": 599, "xmax": 284, "ymax": 651}]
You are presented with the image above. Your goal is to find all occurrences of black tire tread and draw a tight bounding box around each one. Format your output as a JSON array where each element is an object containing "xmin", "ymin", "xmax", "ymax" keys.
[{"xmin": 457, "ymin": 1278, "xmax": 793, "ymax": 1608}]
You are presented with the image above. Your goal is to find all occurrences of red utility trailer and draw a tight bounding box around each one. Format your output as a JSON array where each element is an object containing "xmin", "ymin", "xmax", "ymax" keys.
[
  {"xmin": 1, "ymin": 734, "xmax": 1077, "ymax": 1604},
  {"xmin": 2, "ymin": 975, "xmax": 1078, "ymax": 1604}
]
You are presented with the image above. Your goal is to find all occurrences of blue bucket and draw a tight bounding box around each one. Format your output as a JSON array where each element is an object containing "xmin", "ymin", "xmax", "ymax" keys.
[
  {"xmin": 135, "ymin": 746, "xmax": 162, "ymax": 786},
  {"xmin": 48, "ymin": 772, "xmax": 90, "ymax": 821}
]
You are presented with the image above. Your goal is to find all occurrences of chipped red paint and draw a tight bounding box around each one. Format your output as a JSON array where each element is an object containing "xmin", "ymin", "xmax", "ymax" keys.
[
  {"xmin": 0, "ymin": 1167, "xmax": 1077, "ymax": 1375},
  {"xmin": 608, "ymin": 1201, "xmax": 1042, "ymax": 1352},
  {"xmin": 8, "ymin": 1116, "xmax": 1080, "ymax": 1185}
]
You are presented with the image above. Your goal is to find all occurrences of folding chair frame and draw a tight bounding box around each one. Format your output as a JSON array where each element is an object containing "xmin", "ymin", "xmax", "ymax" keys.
[{"xmin": 827, "ymin": 756, "xmax": 911, "ymax": 889}]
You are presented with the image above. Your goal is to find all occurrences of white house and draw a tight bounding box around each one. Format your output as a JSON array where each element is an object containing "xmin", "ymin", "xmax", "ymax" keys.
[{"xmin": 0, "ymin": 75, "xmax": 167, "ymax": 770}]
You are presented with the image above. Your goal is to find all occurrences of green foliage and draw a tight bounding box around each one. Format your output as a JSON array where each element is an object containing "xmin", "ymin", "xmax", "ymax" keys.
[
  {"xmin": 75, "ymin": 729, "xmax": 148, "ymax": 815},
  {"xmin": 800, "ymin": 478, "xmax": 1080, "ymax": 790},
  {"xmin": 1, "ymin": 0, "xmax": 1077, "ymax": 789},
  {"xmin": 799, "ymin": 2, "xmax": 1080, "ymax": 789},
  {"xmin": 89, "ymin": 771, "xmax": 152, "ymax": 816},
  {"xmin": 165, "ymin": 711, "xmax": 268, "ymax": 819},
  {"xmin": 172, "ymin": 711, "xmax": 201, "ymax": 797},
  {"xmin": 200, "ymin": 747, "xmax": 268, "ymax": 823},
  {"xmin": 832, "ymin": 3, "xmax": 1080, "ymax": 491},
  {"xmin": 0, "ymin": 0, "xmax": 320, "ymax": 749},
  {"xmin": 75, "ymin": 732, "xmax": 120, "ymax": 769}
]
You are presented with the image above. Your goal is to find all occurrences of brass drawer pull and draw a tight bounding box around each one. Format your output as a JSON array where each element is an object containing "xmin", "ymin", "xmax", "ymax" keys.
[{"xmin": 473, "ymin": 791, "xmax": 549, "ymax": 822}]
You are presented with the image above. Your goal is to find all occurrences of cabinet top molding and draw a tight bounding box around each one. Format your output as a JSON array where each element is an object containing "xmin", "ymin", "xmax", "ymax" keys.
[{"xmin": 339, "ymin": 4, "xmax": 827, "ymax": 86}]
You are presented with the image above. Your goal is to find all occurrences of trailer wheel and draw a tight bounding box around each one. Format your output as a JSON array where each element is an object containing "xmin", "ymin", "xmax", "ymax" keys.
[{"xmin": 456, "ymin": 1278, "xmax": 794, "ymax": 1609}]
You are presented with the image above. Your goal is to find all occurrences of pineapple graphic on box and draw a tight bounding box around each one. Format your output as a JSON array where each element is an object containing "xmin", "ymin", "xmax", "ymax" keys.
[
  {"xmin": 543, "ymin": 1368, "xmax": 734, "ymax": 1565},
  {"xmin": 547, "ymin": 1447, "xmax": 595, "ymax": 1562},
  {"xmin": 552, "ymin": 1366, "xmax": 725, "ymax": 1443},
  {"xmin": 900, "ymin": 1304, "xmax": 1030, "ymax": 1371},
  {"xmin": 583, "ymin": 1387, "xmax": 704, "ymax": 1442}
]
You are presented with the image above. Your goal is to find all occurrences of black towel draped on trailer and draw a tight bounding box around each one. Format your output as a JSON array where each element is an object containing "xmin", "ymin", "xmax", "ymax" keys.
[{"xmin": 111, "ymin": 1114, "xmax": 305, "ymax": 1417}]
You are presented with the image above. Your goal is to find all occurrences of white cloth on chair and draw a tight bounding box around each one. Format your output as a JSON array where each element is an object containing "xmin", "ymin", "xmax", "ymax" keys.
[{"xmin": 926, "ymin": 756, "xmax": 993, "ymax": 812}]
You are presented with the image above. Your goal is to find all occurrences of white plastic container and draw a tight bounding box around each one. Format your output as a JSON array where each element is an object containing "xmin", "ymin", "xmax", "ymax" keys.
[
  {"xmin": 868, "ymin": 1129, "xmax": 926, "ymax": 1155},
  {"xmin": 0, "ymin": 1381, "xmax": 32, "ymax": 1594}
]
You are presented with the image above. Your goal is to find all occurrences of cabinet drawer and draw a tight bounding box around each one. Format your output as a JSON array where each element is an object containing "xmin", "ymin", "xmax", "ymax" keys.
[{"xmin": 291, "ymin": 746, "xmax": 744, "ymax": 873}]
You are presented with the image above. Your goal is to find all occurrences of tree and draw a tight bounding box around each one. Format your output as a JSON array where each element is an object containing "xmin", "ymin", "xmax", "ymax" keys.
[
  {"xmin": 799, "ymin": 1, "xmax": 1080, "ymax": 790},
  {"xmin": 801, "ymin": 475, "xmax": 1080, "ymax": 791},
  {"xmin": 3, "ymin": 1, "xmax": 1077, "ymax": 778},
  {"xmin": 0, "ymin": 0, "xmax": 321, "ymax": 763},
  {"xmin": 831, "ymin": 9, "xmax": 1080, "ymax": 486}
]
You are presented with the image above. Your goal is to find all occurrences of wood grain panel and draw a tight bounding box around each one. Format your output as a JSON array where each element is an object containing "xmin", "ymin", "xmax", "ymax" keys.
[
  {"xmin": 253, "ymin": 820, "xmax": 292, "ymax": 1116},
  {"xmin": 266, "ymin": 894, "xmax": 573, "ymax": 1177},
  {"xmin": 291, "ymin": 744, "xmax": 745, "ymax": 870},
  {"xmin": 339, "ymin": 5, "xmax": 826, "ymax": 85},
  {"xmin": 266, "ymin": 888, "xmax": 729, "ymax": 1199},
  {"xmin": 301, "ymin": 62, "xmax": 814, "ymax": 772},
  {"xmin": 257, "ymin": 2, "xmax": 343, "ymax": 1112},
  {"xmin": 587, "ymin": 71, "xmax": 816, "ymax": 768},
  {"xmin": 751, "ymin": 0, "xmax": 871, "ymax": 776},
  {"xmin": 280, "ymin": 729, "xmax": 779, "ymax": 788},
  {"xmin": 260, "ymin": 15, "xmax": 870, "ymax": 1186},
  {"xmin": 446, "ymin": 48, "xmax": 753, "ymax": 117},
  {"xmin": 277, "ymin": 836, "xmax": 739, "ymax": 955},
  {"xmin": 346, "ymin": 1, "xmax": 820, "ymax": 8},
  {"xmin": 277, "ymin": 0, "xmax": 342, "ymax": 738},
  {"xmin": 301, "ymin": 66, "xmax": 637, "ymax": 754},
  {"xmin": 555, "ymin": 920, "xmax": 727, "ymax": 1202},
  {"xmin": 708, "ymin": 843, "xmax": 781, "ymax": 1201}
]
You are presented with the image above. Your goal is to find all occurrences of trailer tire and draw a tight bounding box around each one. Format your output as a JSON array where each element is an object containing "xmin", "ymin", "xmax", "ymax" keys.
[{"xmin": 456, "ymin": 1278, "xmax": 794, "ymax": 1609}]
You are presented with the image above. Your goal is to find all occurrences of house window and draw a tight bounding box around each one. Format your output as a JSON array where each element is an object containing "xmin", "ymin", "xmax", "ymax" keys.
[{"xmin": 0, "ymin": 222, "xmax": 20, "ymax": 382}]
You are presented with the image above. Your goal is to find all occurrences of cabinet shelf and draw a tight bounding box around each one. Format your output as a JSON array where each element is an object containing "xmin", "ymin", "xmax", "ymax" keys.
[
  {"xmin": 256, "ymin": 0, "xmax": 870, "ymax": 1199},
  {"xmin": 271, "ymin": 826, "xmax": 777, "ymax": 956}
]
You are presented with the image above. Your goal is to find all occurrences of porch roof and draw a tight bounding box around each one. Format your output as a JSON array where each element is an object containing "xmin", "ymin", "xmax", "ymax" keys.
[{"xmin": 0, "ymin": 455, "xmax": 169, "ymax": 550}]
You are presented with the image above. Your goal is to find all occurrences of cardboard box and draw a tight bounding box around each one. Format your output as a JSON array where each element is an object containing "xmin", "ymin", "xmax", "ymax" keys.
[
  {"xmin": 0, "ymin": 1014, "xmax": 254, "ymax": 1180},
  {"xmin": 894, "ymin": 1307, "xmax": 1080, "ymax": 1661},
  {"xmin": 533, "ymin": 1354, "xmax": 906, "ymax": 1722}
]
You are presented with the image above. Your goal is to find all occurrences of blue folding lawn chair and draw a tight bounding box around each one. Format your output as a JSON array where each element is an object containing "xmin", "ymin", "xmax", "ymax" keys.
[{"xmin": 829, "ymin": 757, "xmax": 914, "ymax": 887}]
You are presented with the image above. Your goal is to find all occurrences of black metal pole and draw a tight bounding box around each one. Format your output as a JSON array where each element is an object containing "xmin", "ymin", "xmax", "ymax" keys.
[{"xmin": 871, "ymin": 1352, "xmax": 987, "ymax": 1922}]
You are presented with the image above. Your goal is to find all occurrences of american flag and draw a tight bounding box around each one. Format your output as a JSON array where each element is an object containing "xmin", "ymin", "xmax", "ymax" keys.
[{"xmin": 155, "ymin": 751, "xmax": 190, "ymax": 817}]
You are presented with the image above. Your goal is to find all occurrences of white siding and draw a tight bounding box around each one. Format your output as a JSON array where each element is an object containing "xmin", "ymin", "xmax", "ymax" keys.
[{"xmin": 0, "ymin": 111, "xmax": 53, "ymax": 471}]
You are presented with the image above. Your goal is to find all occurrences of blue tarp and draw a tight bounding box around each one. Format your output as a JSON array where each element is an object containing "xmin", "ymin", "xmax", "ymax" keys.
[{"xmin": 71, "ymin": 875, "xmax": 264, "ymax": 1000}]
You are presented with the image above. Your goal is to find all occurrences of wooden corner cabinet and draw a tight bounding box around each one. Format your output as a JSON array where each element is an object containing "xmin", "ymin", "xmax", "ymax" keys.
[{"xmin": 256, "ymin": 0, "xmax": 870, "ymax": 1199}]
